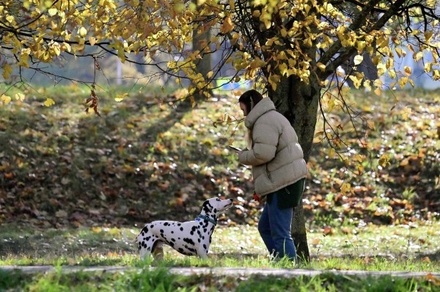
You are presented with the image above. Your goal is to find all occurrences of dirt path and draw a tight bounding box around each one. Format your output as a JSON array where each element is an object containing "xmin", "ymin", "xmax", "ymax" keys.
[{"xmin": 1, "ymin": 266, "xmax": 439, "ymax": 279}]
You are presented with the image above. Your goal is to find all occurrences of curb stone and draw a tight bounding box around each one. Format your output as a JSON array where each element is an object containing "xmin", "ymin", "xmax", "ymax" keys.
[{"xmin": 1, "ymin": 266, "xmax": 439, "ymax": 279}]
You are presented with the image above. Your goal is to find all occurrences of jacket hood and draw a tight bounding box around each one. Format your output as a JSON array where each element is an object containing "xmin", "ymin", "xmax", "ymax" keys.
[{"xmin": 245, "ymin": 98, "xmax": 276, "ymax": 129}]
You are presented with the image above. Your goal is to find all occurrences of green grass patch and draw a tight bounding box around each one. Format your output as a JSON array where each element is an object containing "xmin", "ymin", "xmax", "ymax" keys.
[
  {"xmin": 1, "ymin": 223, "xmax": 439, "ymax": 271},
  {"xmin": 1, "ymin": 267, "xmax": 438, "ymax": 291}
]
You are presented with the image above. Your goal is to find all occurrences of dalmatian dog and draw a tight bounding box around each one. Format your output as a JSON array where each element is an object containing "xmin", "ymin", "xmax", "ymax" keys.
[{"xmin": 137, "ymin": 197, "xmax": 233, "ymax": 259}]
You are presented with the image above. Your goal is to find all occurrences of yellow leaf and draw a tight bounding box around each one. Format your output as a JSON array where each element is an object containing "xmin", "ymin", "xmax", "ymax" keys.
[
  {"xmin": 373, "ymin": 79, "xmax": 383, "ymax": 88},
  {"xmin": 15, "ymin": 92, "xmax": 25, "ymax": 101},
  {"xmin": 19, "ymin": 53, "xmax": 30, "ymax": 67},
  {"xmin": 62, "ymin": 42, "xmax": 71, "ymax": 52},
  {"xmin": 377, "ymin": 62, "xmax": 386, "ymax": 76},
  {"xmin": 398, "ymin": 76, "xmax": 409, "ymax": 88},
  {"xmin": 424, "ymin": 62, "xmax": 433, "ymax": 73},
  {"xmin": 6, "ymin": 15, "xmax": 15, "ymax": 24},
  {"xmin": 356, "ymin": 41, "xmax": 366, "ymax": 52},
  {"xmin": 424, "ymin": 31, "xmax": 433, "ymax": 42},
  {"xmin": 348, "ymin": 74, "xmax": 363, "ymax": 89},
  {"xmin": 115, "ymin": 93, "xmax": 128, "ymax": 102},
  {"xmin": 78, "ymin": 27, "xmax": 87, "ymax": 37},
  {"xmin": 328, "ymin": 148, "xmax": 335, "ymax": 159},
  {"xmin": 89, "ymin": 37, "xmax": 97, "ymax": 46},
  {"xmin": 395, "ymin": 47, "xmax": 405, "ymax": 58},
  {"xmin": 48, "ymin": 8, "xmax": 57, "ymax": 16},
  {"xmin": 91, "ymin": 226, "xmax": 102, "ymax": 233},
  {"xmin": 374, "ymin": 87, "xmax": 382, "ymax": 96},
  {"xmin": 317, "ymin": 62, "xmax": 326, "ymax": 71},
  {"xmin": 341, "ymin": 182, "xmax": 351, "ymax": 194},
  {"xmin": 378, "ymin": 154, "xmax": 390, "ymax": 167},
  {"xmin": 414, "ymin": 51, "xmax": 423, "ymax": 62},
  {"xmin": 363, "ymin": 79, "xmax": 371, "ymax": 91},
  {"xmin": 268, "ymin": 74, "xmax": 280, "ymax": 91},
  {"xmin": 249, "ymin": 58, "xmax": 266, "ymax": 69},
  {"xmin": 400, "ymin": 107, "xmax": 411, "ymax": 120},
  {"xmin": 50, "ymin": 43, "xmax": 61, "ymax": 56},
  {"xmin": 220, "ymin": 16, "xmax": 234, "ymax": 34},
  {"xmin": 278, "ymin": 62, "xmax": 288, "ymax": 76},
  {"xmin": 327, "ymin": 96, "xmax": 335, "ymax": 111},
  {"xmin": 1, "ymin": 94, "xmax": 12, "ymax": 105},
  {"xmin": 43, "ymin": 98, "xmax": 55, "ymax": 107},
  {"xmin": 353, "ymin": 55, "xmax": 363, "ymax": 65},
  {"xmin": 2, "ymin": 63, "xmax": 13, "ymax": 79}
]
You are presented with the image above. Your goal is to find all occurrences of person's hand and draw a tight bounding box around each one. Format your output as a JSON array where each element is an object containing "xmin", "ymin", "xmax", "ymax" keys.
[{"xmin": 253, "ymin": 192, "xmax": 261, "ymax": 203}]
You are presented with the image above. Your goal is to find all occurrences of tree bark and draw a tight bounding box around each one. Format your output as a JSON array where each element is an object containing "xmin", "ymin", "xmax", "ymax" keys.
[
  {"xmin": 192, "ymin": 25, "xmax": 212, "ymax": 102},
  {"xmin": 268, "ymin": 75, "xmax": 320, "ymax": 263}
]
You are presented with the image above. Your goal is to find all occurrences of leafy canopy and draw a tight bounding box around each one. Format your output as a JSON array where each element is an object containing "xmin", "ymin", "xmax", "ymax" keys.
[{"xmin": 1, "ymin": 0, "xmax": 439, "ymax": 97}]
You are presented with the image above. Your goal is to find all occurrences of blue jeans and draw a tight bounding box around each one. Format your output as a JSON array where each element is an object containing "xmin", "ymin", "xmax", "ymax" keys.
[{"xmin": 258, "ymin": 191, "xmax": 296, "ymax": 260}]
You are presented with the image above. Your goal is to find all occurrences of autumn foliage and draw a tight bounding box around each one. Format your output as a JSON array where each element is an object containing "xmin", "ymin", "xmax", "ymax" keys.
[{"xmin": 1, "ymin": 0, "xmax": 440, "ymax": 95}]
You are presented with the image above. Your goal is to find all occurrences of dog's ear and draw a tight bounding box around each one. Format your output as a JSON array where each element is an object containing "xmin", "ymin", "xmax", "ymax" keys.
[{"xmin": 202, "ymin": 200, "xmax": 213, "ymax": 213}]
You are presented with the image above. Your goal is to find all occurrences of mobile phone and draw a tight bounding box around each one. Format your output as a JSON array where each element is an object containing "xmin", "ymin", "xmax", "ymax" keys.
[{"xmin": 228, "ymin": 145, "xmax": 241, "ymax": 152}]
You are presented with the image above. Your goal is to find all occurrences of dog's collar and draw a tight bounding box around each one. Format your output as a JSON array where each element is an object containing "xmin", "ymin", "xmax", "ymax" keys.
[{"xmin": 195, "ymin": 215, "xmax": 217, "ymax": 225}]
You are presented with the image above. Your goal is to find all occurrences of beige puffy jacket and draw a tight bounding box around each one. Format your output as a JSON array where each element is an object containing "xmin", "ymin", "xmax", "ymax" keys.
[{"xmin": 238, "ymin": 98, "xmax": 308, "ymax": 197}]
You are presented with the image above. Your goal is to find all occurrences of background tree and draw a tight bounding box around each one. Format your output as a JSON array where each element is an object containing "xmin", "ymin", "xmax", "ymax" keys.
[{"xmin": 1, "ymin": 0, "xmax": 439, "ymax": 261}]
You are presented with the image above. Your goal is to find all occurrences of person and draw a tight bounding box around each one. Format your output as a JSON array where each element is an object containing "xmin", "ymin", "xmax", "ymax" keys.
[{"xmin": 236, "ymin": 89, "xmax": 308, "ymax": 261}]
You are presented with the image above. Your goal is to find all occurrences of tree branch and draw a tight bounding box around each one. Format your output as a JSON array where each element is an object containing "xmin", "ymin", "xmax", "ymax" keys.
[{"xmin": 319, "ymin": 0, "xmax": 407, "ymax": 80}]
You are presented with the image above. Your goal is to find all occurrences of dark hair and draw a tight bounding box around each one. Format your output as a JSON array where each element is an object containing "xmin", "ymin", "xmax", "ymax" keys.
[{"xmin": 238, "ymin": 90, "xmax": 263, "ymax": 113}]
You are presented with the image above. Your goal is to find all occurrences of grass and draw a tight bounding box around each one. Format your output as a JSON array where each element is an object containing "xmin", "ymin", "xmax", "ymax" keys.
[
  {"xmin": 1, "ymin": 222, "xmax": 439, "ymax": 270},
  {"xmin": 1, "ymin": 265, "xmax": 439, "ymax": 291}
]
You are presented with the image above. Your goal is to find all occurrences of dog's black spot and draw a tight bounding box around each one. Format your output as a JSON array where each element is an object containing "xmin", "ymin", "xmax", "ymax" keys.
[
  {"xmin": 180, "ymin": 227, "xmax": 184, "ymax": 231},
  {"xmin": 186, "ymin": 246, "xmax": 196, "ymax": 254},
  {"xmin": 183, "ymin": 238, "xmax": 195, "ymax": 245},
  {"xmin": 171, "ymin": 238, "xmax": 176, "ymax": 242},
  {"xmin": 203, "ymin": 244, "xmax": 207, "ymax": 250},
  {"xmin": 160, "ymin": 229, "xmax": 164, "ymax": 234},
  {"xmin": 164, "ymin": 222, "xmax": 170, "ymax": 226}
]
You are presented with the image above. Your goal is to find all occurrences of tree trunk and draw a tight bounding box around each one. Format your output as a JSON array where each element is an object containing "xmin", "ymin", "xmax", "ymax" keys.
[
  {"xmin": 192, "ymin": 25, "xmax": 211, "ymax": 102},
  {"xmin": 268, "ymin": 75, "xmax": 320, "ymax": 263}
]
